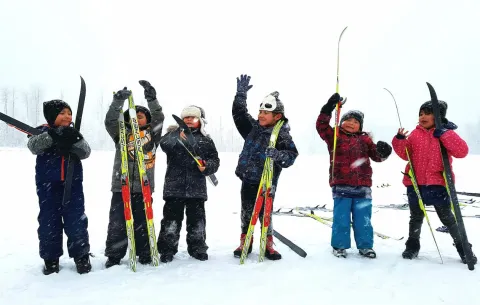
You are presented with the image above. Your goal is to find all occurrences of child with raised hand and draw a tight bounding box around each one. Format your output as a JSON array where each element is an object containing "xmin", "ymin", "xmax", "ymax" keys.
[{"xmin": 316, "ymin": 93, "xmax": 392, "ymax": 258}]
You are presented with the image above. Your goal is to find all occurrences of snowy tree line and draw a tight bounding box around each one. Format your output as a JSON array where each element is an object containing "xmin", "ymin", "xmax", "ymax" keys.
[{"xmin": 1, "ymin": 86, "xmax": 479, "ymax": 154}]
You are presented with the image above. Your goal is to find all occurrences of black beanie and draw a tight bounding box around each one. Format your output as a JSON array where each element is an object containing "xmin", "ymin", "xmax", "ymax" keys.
[
  {"xmin": 123, "ymin": 105, "xmax": 152, "ymax": 124},
  {"xmin": 43, "ymin": 100, "xmax": 72, "ymax": 127},
  {"xmin": 340, "ymin": 110, "xmax": 364, "ymax": 131},
  {"xmin": 419, "ymin": 100, "xmax": 448, "ymax": 122}
]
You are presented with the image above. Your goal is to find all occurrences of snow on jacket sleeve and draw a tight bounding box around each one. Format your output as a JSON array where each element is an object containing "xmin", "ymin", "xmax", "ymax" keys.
[
  {"xmin": 70, "ymin": 139, "xmax": 91, "ymax": 160},
  {"xmin": 439, "ymin": 130, "xmax": 469, "ymax": 158},
  {"xmin": 274, "ymin": 131, "xmax": 298, "ymax": 168},
  {"xmin": 232, "ymin": 93, "xmax": 256, "ymax": 140},
  {"xmin": 104, "ymin": 97, "xmax": 125, "ymax": 141},
  {"xmin": 366, "ymin": 136, "xmax": 385, "ymax": 162},
  {"xmin": 316, "ymin": 113, "xmax": 334, "ymax": 149},
  {"xmin": 160, "ymin": 127, "xmax": 180, "ymax": 153},
  {"xmin": 27, "ymin": 130, "xmax": 53, "ymax": 155},
  {"xmin": 148, "ymin": 98, "xmax": 165, "ymax": 145},
  {"xmin": 392, "ymin": 135, "xmax": 409, "ymax": 161}
]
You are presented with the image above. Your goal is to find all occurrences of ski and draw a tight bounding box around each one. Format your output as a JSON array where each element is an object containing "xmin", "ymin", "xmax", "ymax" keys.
[
  {"xmin": 427, "ymin": 82, "xmax": 475, "ymax": 270},
  {"xmin": 172, "ymin": 114, "xmax": 218, "ymax": 186},
  {"xmin": 296, "ymin": 209, "xmax": 404, "ymax": 241},
  {"xmin": 272, "ymin": 230, "xmax": 307, "ymax": 258},
  {"xmin": 62, "ymin": 76, "xmax": 86, "ymax": 206},
  {"xmin": 457, "ymin": 192, "xmax": 480, "ymax": 197},
  {"xmin": 118, "ymin": 109, "xmax": 137, "ymax": 272},
  {"xmin": 240, "ymin": 120, "xmax": 283, "ymax": 264},
  {"xmin": 128, "ymin": 94, "xmax": 159, "ymax": 266},
  {"xmin": 0, "ymin": 112, "xmax": 42, "ymax": 135}
]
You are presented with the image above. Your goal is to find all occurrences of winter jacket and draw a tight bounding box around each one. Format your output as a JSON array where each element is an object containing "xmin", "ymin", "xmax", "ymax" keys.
[
  {"xmin": 392, "ymin": 122, "xmax": 468, "ymax": 187},
  {"xmin": 160, "ymin": 125, "xmax": 220, "ymax": 200},
  {"xmin": 232, "ymin": 93, "xmax": 298, "ymax": 187},
  {"xmin": 316, "ymin": 113, "xmax": 386, "ymax": 187},
  {"xmin": 105, "ymin": 97, "xmax": 164, "ymax": 193},
  {"xmin": 27, "ymin": 125, "xmax": 91, "ymax": 184}
]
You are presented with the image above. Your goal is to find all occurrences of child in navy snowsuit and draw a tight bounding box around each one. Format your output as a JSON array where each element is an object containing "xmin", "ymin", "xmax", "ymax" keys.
[
  {"xmin": 27, "ymin": 100, "xmax": 91, "ymax": 275},
  {"xmin": 316, "ymin": 93, "xmax": 392, "ymax": 258},
  {"xmin": 103, "ymin": 81, "xmax": 165, "ymax": 268},
  {"xmin": 232, "ymin": 74, "xmax": 298, "ymax": 260}
]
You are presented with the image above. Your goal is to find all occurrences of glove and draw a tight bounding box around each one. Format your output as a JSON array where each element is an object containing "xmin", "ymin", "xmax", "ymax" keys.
[
  {"xmin": 321, "ymin": 93, "xmax": 343, "ymax": 114},
  {"xmin": 48, "ymin": 127, "xmax": 83, "ymax": 155},
  {"xmin": 433, "ymin": 127, "xmax": 447, "ymax": 138},
  {"xmin": 114, "ymin": 87, "xmax": 132, "ymax": 101},
  {"xmin": 139, "ymin": 80, "xmax": 157, "ymax": 102},
  {"xmin": 265, "ymin": 147, "xmax": 281, "ymax": 161},
  {"xmin": 236, "ymin": 74, "xmax": 253, "ymax": 95},
  {"xmin": 376, "ymin": 141, "xmax": 392, "ymax": 159}
]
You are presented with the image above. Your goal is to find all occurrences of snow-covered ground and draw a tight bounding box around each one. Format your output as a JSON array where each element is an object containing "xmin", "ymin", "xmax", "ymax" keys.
[{"xmin": 0, "ymin": 148, "xmax": 479, "ymax": 305}]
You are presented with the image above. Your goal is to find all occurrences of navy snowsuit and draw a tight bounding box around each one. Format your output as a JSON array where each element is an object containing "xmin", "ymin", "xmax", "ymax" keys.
[{"xmin": 27, "ymin": 125, "xmax": 91, "ymax": 260}]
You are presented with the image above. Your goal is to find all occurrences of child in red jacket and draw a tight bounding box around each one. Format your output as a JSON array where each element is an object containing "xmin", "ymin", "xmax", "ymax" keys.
[
  {"xmin": 392, "ymin": 100, "xmax": 477, "ymax": 264},
  {"xmin": 317, "ymin": 93, "xmax": 392, "ymax": 258}
]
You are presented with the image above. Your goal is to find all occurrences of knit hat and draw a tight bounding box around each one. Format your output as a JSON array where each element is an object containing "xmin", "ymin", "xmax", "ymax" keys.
[
  {"xmin": 180, "ymin": 105, "xmax": 208, "ymax": 136},
  {"xmin": 43, "ymin": 100, "xmax": 72, "ymax": 127},
  {"xmin": 259, "ymin": 91, "xmax": 284, "ymax": 114},
  {"xmin": 419, "ymin": 100, "xmax": 448, "ymax": 123},
  {"xmin": 340, "ymin": 110, "xmax": 364, "ymax": 131},
  {"xmin": 123, "ymin": 105, "xmax": 152, "ymax": 124}
]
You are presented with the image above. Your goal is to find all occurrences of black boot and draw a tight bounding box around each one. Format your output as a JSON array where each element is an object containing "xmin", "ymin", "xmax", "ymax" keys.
[
  {"xmin": 138, "ymin": 255, "xmax": 152, "ymax": 265},
  {"xmin": 160, "ymin": 253, "xmax": 174, "ymax": 263},
  {"xmin": 191, "ymin": 252, "xmax": 208, "ymax": 261},
  {"xmin": 74, "ymin": 254, "xmax": 92, "ymax": 274},
  {"xmin": 402, "ymin": 238, "xmax": 420, "ymax": 259},
  {"xmin": 105, "ymin": 257, "xmax": 121, "ymax": 268},
  {"xmin": 455, "ymin": 243, "xmax": 478, "ymax": 265},
  {"xmin": 43, "ymin": 259, "xmax": 60, "ymax": 275}
]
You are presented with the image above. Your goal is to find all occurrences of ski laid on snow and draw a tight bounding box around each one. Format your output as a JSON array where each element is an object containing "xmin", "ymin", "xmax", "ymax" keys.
[
  {"xmin": 272, "ymin": 230, "xmax": 307, "ymax": 258},
  {"xmin": 427, "ymin": 82, "xmax": 475, "ymax": 271},
  {"xmin": 127, "ymin": 94, "xmax": 159, "ymax": 266}
]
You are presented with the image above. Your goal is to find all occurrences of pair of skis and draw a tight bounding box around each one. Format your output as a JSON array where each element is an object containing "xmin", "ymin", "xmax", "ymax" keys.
[
  {"xmin": 118, "ymin": 94, "xmax": 160, "ymax": 271},
  {"xmin": 240, "ymin": 120, "xmax": 284, "ymax": 264},
  {"xmin": 0, "ymin": 76, "xmax": 85, "ymax": 208}
]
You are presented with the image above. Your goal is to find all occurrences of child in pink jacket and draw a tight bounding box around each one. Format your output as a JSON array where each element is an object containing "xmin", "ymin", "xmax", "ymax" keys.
[{"xmin": 392, "ymin": 100, "xmax": 477, "ymax": 265}]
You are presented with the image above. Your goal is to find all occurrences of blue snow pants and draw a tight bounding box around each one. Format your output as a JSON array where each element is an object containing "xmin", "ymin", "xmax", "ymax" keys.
[
  {"xmin": 331, "ymin": 197, "xmax": 373, "ymax": 249},
  {"xmin": 36, "ymin": 181, "xmax": 90, "ymax": 260}
]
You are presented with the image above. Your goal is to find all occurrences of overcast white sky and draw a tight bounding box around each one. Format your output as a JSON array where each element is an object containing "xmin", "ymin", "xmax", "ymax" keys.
[{"xmin": 1, "ymin": 0, "xmax": 479, "ymax": 147}]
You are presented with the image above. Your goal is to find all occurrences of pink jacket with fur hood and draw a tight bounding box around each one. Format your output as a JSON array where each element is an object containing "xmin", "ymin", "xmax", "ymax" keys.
[{"xmin": 392, "ymin": 123, "xmax": 468, "ymax": 187}]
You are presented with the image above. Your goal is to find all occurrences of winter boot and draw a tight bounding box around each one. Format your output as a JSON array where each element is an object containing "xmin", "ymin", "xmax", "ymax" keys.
[
  {"xmin": 74, "ymin": 254, "xmax": 92, "ymax": 274},
  {"xmin": 402, "ymin": 237, "xmax": 420, "ymax": 259},
  {"xmin": 191, "ymin": 252, "xmax": 208, "ymax": 261},
  {"xmin": 233, "ymin": 233, "xmax": 253, "ymax": 258},
  {"xmin": 455, "ymin": 243, "xmax": 478, "ymax": 265},
  {"xmin": 43, "ymin": 259, "xmax": 60, "ymax": 275},
  {"xmin": 105, "ymin": 257, "xmax": 121, "ymax": 268},
  {"xmin": 359, "ymin": 248, "xmax": 377, "ymax": 259},
  {"xmin": 160, "ymin": 253, "xmax": 174, "ymax": 263},
  {"xmin": 333, "ymin": 248, "xmax": 347, "ymax": 258},
  {"xmin": 138, "ymin": 255, "xmax": 152, "ymax": 265},
  {"xmin": 265, "ymin": 235, "xmax": 282, "ymax": 260}
]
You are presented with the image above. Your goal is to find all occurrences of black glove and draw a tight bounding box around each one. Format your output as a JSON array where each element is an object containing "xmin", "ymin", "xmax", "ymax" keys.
[
  {"xmin": 48, "ymin": 126, "xmax": 83, "ymax": 152},
  {"xmin": 265, "ymin": 147, "xmax": 281, "ymax": 161},
  {"xmin": 376, "ymin": 141, "xmax": 392, "ymax": 159},
  {"xmin": 236, "ymin": 74, "xmax": 253, "ymax": 95},
  {"xmin": 433, "ymin": 127, "xmax": 448, "ymax": 138},
  {"xmin": 139, "ymin": 80, "xmax": 157, "ymax": 102},
  {"xmin": 321, "ymin": 93, "xmax": 343, "ymax": 114},
  {"xmin": 114, "ymin": 87, "xmax": 132, "ymax": 101}
]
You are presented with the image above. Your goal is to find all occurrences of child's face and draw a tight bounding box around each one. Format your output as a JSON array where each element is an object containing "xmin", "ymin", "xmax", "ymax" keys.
[
  {"xmin": 137, "ymin": 112, "xmax": 148, "ymax": 126},
  {"xmin": 419, "ymin": 110, "xmax": 435, "ymax": 129},
  {"xmin": 54, "ymin": 108, "xmax": 72, "ymax": 127},
  {"xmin": 183, "ymin": 116, "xmax": 200, "ymax": 128},
  {"xmin": 341, "ymin": 118, "xmax": 360, "ymax": 133},
  {"xmin": 258, "ymin": 111, "xmax": 282, "ymax": 127}
]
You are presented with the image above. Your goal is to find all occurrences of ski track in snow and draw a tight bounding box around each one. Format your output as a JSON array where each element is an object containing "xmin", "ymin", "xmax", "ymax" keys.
[{"xmin": 0, "ymin": 148, "xmax": 479, "ymax": 305}]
